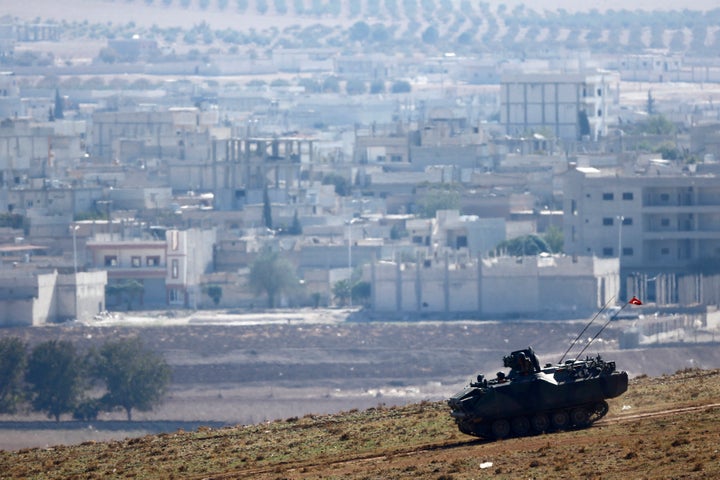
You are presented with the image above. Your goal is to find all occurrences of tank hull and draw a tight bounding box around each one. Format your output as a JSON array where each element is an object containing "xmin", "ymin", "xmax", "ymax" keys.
[{"xmin": 448, "ymin": 352, "xmax": 628, "ymax": 439}]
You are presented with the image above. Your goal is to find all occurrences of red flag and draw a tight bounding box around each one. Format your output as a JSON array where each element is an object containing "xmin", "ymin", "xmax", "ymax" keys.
[{"xmin": 629, "ymin": 296, "xmax": 642, "ymax": 305}]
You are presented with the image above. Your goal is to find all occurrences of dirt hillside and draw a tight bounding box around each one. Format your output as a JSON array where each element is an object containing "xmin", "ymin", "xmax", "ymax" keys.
[{"xmin": 1, "ymin": 368, "xmax": 719, "ymax": 479}]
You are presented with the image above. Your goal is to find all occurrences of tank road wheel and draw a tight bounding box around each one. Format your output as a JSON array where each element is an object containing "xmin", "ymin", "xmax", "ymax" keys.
[
  {"xmin": 570, "ymin": 407, "xmax": 590, "ymax": 427},
  {"xmin": 551, "ymin": 411, "xmax": 570, "ymax": 430},
  {"xmin": 531, "ymin": 413, "xmax": 550, "ymax": 433},
  {"xmin": 511, "ymin": 417, "xmax": 531, "ymax": 436},
  {"xmin": 457, "ymin": 421, "xmax": 475, "ymax": 436},
  {"xmin": 491, "ymin": 419, "xmax": 511, "ymax": 439},
  {"xmin": 589, "ymin": 401, "xmax": 609, "ymax": 423}
]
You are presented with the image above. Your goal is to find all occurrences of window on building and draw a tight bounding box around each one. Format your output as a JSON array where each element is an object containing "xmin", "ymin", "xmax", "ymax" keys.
[
  {"xmin": 602, "ymin": 193, "xmax": 614, "ymax": 200},
  {"xmin": 597, "ymin": 88, "xmax": 602, "ymax": 96},
  {"xmin": 622, "ymin": 192, "xmax": 634, "ymax": 200},
  {"xmin": 170, "ymin": 231, "xmax": 179, "ymax": 250},
  {"xmin": 146, "ymin": 256, "xmax": 161, "ymax": 267},
  {"xmin": 602, "ymin": 247, "xmax": 614, "ymax": 257},
  {"xmin": 131, "ymin": 256, "xmax": 141, "ymax": 267},
  {"xmin": 660, "ymin": 218, "xmax": 670, "ymax": 227},
  {"xmin": 169, "ymin": 288, "xmax": 182, "ymax": 304},
  {"xmin": 660, "ymin": 247, "xmax": 670, "ymax": 255},
  {"xmin": 622, "ymin": 247, "xmax": 634, "ymax": 256},
  {"xmin": 660, "ymin": 193, "xmax": 670, "ymax": 202},
  {"xmin": 104, "ymin": 256, "xmax": 117, "ymax": 266},
  {"xmin": 172, "ymin": 259, "xmax": 179, "ymax": 279},
  {"xmin": 603, "ymin": 217, "xmax": 614, "ymax": 226},
  {"xmin": 622, "ymin": 217, "xmax": 633, "ymax": 226}
]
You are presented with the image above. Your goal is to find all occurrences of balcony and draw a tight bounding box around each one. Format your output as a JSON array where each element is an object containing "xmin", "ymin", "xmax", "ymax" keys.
[
  {"xmin": 103, "ymin": 265, "xmax": 166, "ymax": 279},
  {"xmin": 643, "ymin": 230, "xmax": 720, "ymax": 240}
]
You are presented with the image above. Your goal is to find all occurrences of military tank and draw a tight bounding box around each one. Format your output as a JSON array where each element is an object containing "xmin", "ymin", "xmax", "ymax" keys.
[{"xmin": 448, "ymin": 347, "xmax": 628, "ymax": 439}]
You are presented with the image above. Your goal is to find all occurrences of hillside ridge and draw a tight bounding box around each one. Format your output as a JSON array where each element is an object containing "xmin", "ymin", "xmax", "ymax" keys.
[{"xmin": 1, "ymin": 368, "xmax": 719, "ymax": 479}]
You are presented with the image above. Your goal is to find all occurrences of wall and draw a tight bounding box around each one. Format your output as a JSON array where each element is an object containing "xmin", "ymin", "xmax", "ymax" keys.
[
  {"xmin": 371, "ymin": 254, "xmax": 619, "ymax": 318},
  {"xmin": 30, "ymin": 272, "xmax": 58, "ymax": 325},
  {"xmin": 56, "ymin": 271, "xmax": 107, "ymax": 321}
]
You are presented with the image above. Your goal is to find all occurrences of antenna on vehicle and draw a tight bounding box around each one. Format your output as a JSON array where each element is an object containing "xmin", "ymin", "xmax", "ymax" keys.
[
  {"xmin": 574, "ymin": 296, "xmax": 643, "ymax": 360},
  {"xmin": 559, "ymin": 296, "xmax": 615, "ymax": 364}
]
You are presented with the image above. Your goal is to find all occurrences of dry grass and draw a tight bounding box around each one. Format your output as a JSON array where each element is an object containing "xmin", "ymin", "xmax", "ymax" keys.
[{"xmin": 1, "ymin": 369, "xmax": 719, "ymax": 479}]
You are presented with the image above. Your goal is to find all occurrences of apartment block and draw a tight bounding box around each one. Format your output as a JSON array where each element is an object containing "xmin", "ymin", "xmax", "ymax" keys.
[
  {"xmin": 563, "ymin": 166, "xmax": 720, "ymax": 274},
  {"xmin": 500, "ymin": 70, "xmax": 619, "ymax": 141}
]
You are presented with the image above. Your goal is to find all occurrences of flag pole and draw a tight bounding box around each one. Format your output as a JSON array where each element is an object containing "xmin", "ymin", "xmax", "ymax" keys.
[
  {"xmin": 574, "ymin": 297, "xmax": 642, "ymax": 360},
  {"xmin": 559, "ymin": 295, "xmax": 615, "ymax": 363}
]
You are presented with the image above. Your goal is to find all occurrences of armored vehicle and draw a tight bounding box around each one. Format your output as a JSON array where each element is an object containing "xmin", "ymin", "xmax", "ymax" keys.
[{"xmin": 448, "ymin": 347, "xmax": 628, "ymax": 439}]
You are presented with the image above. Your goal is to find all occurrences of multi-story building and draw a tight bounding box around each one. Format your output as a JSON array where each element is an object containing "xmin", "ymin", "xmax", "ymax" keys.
[
  {"xmin": 90, "ymin": 107, "xmax": 217, "ymax": 163},
  {"xmin": 0, "ymin": 71, "xmax": 20, "ymax": 119},
  {"xmin": 563, "ymin": 165, "xmax": 720, "ymax": 291},
  {"xmin": 0, "ymin": 16, "xmax": 14, "ymax": 58},
  {"xmin": 212, "ymin": 135, "xmax": 315, "ymax": 210},
  {"xmin": 500, "ymin": 70, "xmax": 619, "ymax": 141},
  {"xmin": 85, "ymin": 227, "xmax": 216, "ymax": 308}
]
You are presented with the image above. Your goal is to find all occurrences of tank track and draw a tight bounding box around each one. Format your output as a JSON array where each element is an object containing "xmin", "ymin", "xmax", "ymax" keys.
[{"xmin": 455, "ymin": 400, "xmax": 609, "ymax": 440}]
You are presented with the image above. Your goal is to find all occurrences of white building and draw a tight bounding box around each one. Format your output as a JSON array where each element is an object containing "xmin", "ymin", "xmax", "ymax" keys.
[
  {"xmin": 370, "ymin": 254, "xmax": 619, "ymax": 318},
  {"xmin": 500, "ymin": 70, "xmax": 619, "ymax": 141},
  {"xmin": 0, "ymin": 270, "xmax": 106, "ymax": 326}
]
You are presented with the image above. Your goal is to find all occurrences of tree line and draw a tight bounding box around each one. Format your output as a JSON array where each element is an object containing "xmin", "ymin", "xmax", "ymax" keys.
[{"xmin": 0, "ymin": 337, "xmax": 170, "ymax": 422}]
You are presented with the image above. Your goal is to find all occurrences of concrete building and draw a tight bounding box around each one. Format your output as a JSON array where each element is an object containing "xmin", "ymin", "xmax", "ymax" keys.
[
  {"xmin": 85, "ymin": 227, "xmax": 216, "ymax": 308},
  {"xmin": 90, "ymin": 107, "xmax": 218, "ymax": 163},
  {"xmin": 2, "ymin": 185, "xmax": 103, "ymax": 218},
  {"xmin": 500, "ymin": 70, "xmax": 619, "ymax": 141},
  {"xmin": 615, "ymin": 53, "xmax": 720, "ymax": 83},
  {"xmin": 371, "ymin": 254, "xmax": 618, "ymax": 318},
  {"xmin": 107, "ymin": 38, "xmax": 159, "ymax": 62},
  {"xmin": 212, "ymin": 135, "xmax": 314, "ymax": 210},
  {"xmin": 0, "ymin": 120, "xmax": 57, "ymax": 186},
  {"xmin": 690, "ymin": 123, "xmax": 720, "ymax": 162},
  {"xmin": 0, "ymin": 16, "xmax": 14, "ymax": 59},
  {"xmin": 563, "ymin": 165, "xmax": 720, "ymax": 301},
  {"xmin": 334, "ymin": 54, "xmax": 393, "ymax": 81},
  {"xmin": 0, "ymin": 71, "xmax": 20, "ymax": 119},
  {"xmin": 0, "ymin": 270, "xmax": 106, "ymax": 326}
]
